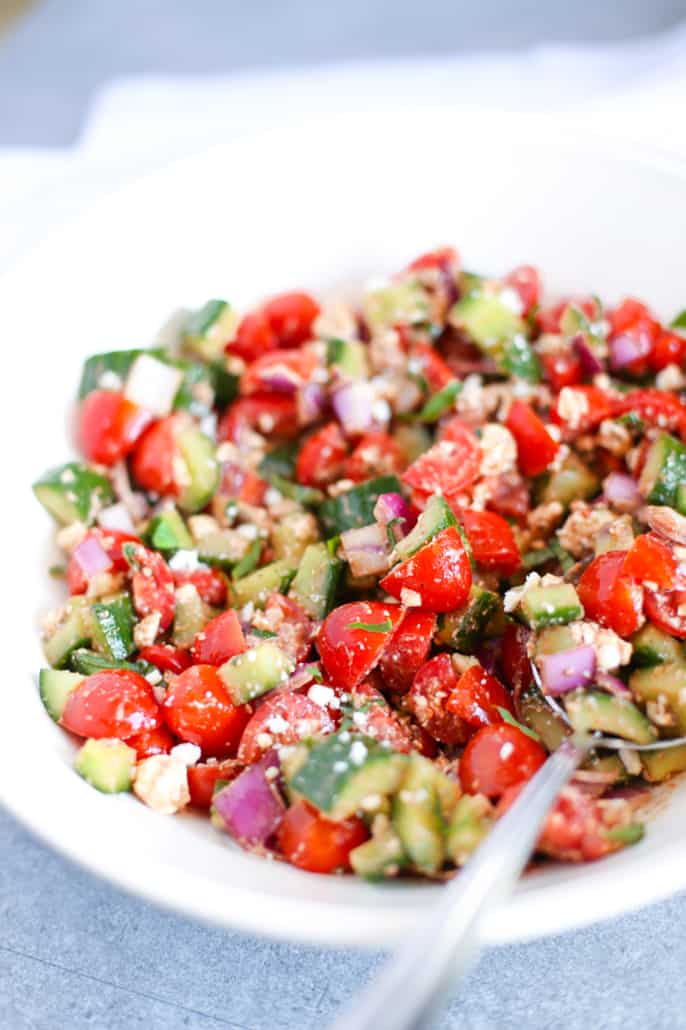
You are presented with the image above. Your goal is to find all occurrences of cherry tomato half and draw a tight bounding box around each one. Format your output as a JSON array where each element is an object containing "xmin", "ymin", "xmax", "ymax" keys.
[
  {"xmin": 191, "ymin": 610, "xmax": 246, "ymax": 666},
  {"xmin": 377, "ymin": 608, "xmax": 436, "ymax": 694},
  {"xmin": 187, "ymin": 758, "xmax": 245, "ymax": 809},
  {"xmin": 403, "ymin": 424, "xmax": 480, "ymax": 502},
  {"xmin": 407, "ymin": 653, "xmax": 468, "ymax": 746},
  {"xmin": 504, "ymin": 265, "xmax": 540, "ymax": 316},
  {"xmin": 217, "ymin": 394, "xmax": 299, "ymax": 442},
  {"xmin": 344, "ymin": 432, "xmax": 404, "ymax": 483},
  {"xmin": 129, "ymin": 544, "xmax": 175, "ymax": 631},
  {"xmin": 622, "ymin": 532, "xmax": 676, "ymax": 589},
  {"xmin": 380, "ymin": 526, "xmax": 472, "ymax": 613},
  {"xmin": 277, "ymin": 801, "xmax": 368, "ymax": 874},
  {"xmin": 127, "ymin": 724, "xmax": 175, "ymax": 760},
  {"xmin": 61, "ymin": 669, "xmax": 161, "ymax": 739},
  {"xmin": 644, "ymin": 587, "xmax": 686, "ymax": 640},
  {"xmin": 296, "ymin": 421, "xmax": 348, "ymax": 487},
  {"xmin": 162, "ymin": 665, "xmax": 251, "ymax": 758},
  {"xmin": 237, "ymin": 691, "xmax": 336, "ymax": 764},
  {"xmin": 459, "ymin": 509, "xmax": 521, "ymax": 576},
  {"xmin": 317, "ymin": 601, "xmax": 404, "ymax": 690},
  {"xmin": 446, "ymin": 664, "xmax": 513, "ymax": 731},
  {"xmin": 130, "ymin": 415, "xmax": 179, "ymax": 496},
  {"xmin": 171, "ymin": 566, "xmax": 228, "ymax": 607},
  {"xmin": 577, "ymin": 551, "xmax": 644, "ymax": 639},
  {"xmin": 80, "ymin": 390, "xmax": 150, "ymax": 467},
  {"xmin": 350, "ymin": 680, "xmax": 413, "ymax": 752},
  {"xmin": 459, "ymin": 723, "xmax": 546, "ymax": 798},
  {"xmin": 137, "ymin": 644, "xmax": 192, "ymax": 675},
  {"xmin": 505, "ymin": 400, "xmax": 559, "ymax": 478}
]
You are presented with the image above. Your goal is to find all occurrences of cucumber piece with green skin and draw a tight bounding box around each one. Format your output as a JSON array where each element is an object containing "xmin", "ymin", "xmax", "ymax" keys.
[
  {"xmin": 435, "ymin": 585, "xmax": 501, "ymax": 650},
  {"xmin": 90, "ymin": 593, "xmax": 136, "ymax": 660},
  {"xmin": 594, "ymin": 515, "xmax": 634, "ymax": 556},
  {"xmin": 258, "ymin": 442, "xmax": 298, "ymax": 482},
  {"xmin": 39, "ymin": 669, "xmax": 85, "ymax": 721},
  {"xmin": 147, "ymin": 508, "xmax": 193, "ymax": 553},
  {"xmin": 172, "ymin": 584, "xmax": 210, "ymax": 647},
  {"xmin": 501, "ymin": 334, "xmax": 541, "ymax": 383},
  {"xmin": 231, "ymin": 540, "xmax": 263, "ymax": 581},
  {"xmin": 271, "ymin": 511, "xmax": 320, "ymax": 565},
  {"xmin": 641, "ymin": 743, "xmax": 686, "ymax": 782},
  {"xmin": 631, "ymin": 625, "xmax": 686, "ymax": 668},
  {"xmin": 638, "ymin": 433, "xmax": 686, "ymax": 507},
  {"xmin": 176, "ymin": 428, "xmax": 220, "ymax": 514},
  {"xmin": 326, "ymin": 338, "xmax": 370, "ymax": 380},
  {"xmin": 74, "ymin": 738, "xmax": 136, "ymax": 793},
  {"xmin": 267, "ymin": 475, "xmax": 325, "ymax": 507},
  {"xmin": 287, "ymin": 732, "xmax": 408, "ymax": 821},
  {"xmin": 517, "ymin": 684, "xmax": 570, "ymax": 751},
  {"xmin": 182, "ymin": 299, "xmax": 239, "ymax": 361},
  {"xmin": 69, "ymin": 648, "xmax": 155, "ymax": 677},
  {"xmin": 218, "ymin": 642, "xmax": 295, "ymax": 705},
  {"xmin": 231, "ymin": 559, "xmax": 296, "ymax": 609},
  {"xmin": 519, "ymin": 583, "xmax": 583, "ymax": 629},
  {"xmin": 582, "ymin": 752, "xmax": 627, "ymax": 783},
  {"xmin": 449, "ymin": 287, "xmax": 526, "ymax": 357},
  {"xmin": 393, "ymin": 494, "xmax": 457, "ymax": 563},
  {"xmin": 392, "ymin": 752, "xmax": 446, "ymax": 875},
  {"xmin": 363, "ymin": 280, "xmax": 430, "ymax": 333},
  {"xmin": 349, "ymin": 820, "xmax": 406, "ymax": 879},
  {"xmin": 565, "ymin": 688, "xmax": 657, "ymax": 744},
  {"xmin": 534, "ymin": 624, "xmax": 577, "ymax": 655},
  {"xmin": 539, "ymin": 452, "xmax": 599, "ymax": 508},
  {"xmin": 43, "ymin": 598, "xmax": 91, "ymax": 668},
  {"xmin": 676, "ymin": 482, "xmax": 686, "ymax": 516},
  {"xmin": 629, "ymin": 662, "xmax": 686, "ymax": 734},
  {"xmin": 445, "ymin": 794, "xmax": 493, "ymax": 867},
  {"xmin": 196, "ymin": 530, "xmax": 246, "ymax": 571},
  {"xmin": 288, "ymin": 542, "xmax": 343, "ymax": 619},
  {"xmin": 33, "ymin": 462, "xmax": 114, "ymax": 526},
  {"xmin": 78, "ymin": 348, "xmax": 166, "ymax": 398},
  {"xmin": 319, "ymin": 476, "xmax": 403, "ymax": 536}
]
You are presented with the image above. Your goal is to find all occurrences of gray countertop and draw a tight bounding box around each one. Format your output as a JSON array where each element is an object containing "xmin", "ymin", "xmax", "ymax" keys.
[{"xmin": 3, "ymin": 2, "xmax": 686, "ymax": 1027}]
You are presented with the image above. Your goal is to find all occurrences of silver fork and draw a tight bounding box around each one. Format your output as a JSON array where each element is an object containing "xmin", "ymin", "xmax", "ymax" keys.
[{"xmin": 329, "ymin": 736, "xmax": 588, "ymax": 1030}]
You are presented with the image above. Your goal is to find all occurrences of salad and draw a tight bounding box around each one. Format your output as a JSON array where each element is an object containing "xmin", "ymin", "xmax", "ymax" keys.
[{"xmin": 33, "ymin": 246, "xmax": 686, "ymax": 879}]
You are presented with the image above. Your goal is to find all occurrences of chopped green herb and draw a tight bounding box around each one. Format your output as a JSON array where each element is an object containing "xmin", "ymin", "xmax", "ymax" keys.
[
  {"xmin": 326, "ymin": 338, "xmax": 347, "ymax": 365},
  {"xmin": 522, "ymin": 546, "xmax": 555, "ymax": 571},
  {"xmin": 302, "ymin": 662, "xmax": 324, "ymax": 683},
  {"xmin": 232, "ymin": 539, "xmax": 263, "ymax": 580},
  {"xmin": 496, "ymin": 706, "xmax": 542, "ymax": 743},
  {"xmin": 385, "ymin": 516, "xmax": 403, "ymax": 548},
  {"xmin": 550, "ymin": 538, "xmax": 575, "ymax": 574},
  {"xmin": 258, "ymin": 442, "xmax": 298, "ymax": 482},
  {"xmin": 604, "ymin": 822, "xmax": 645, "ymax": 845},
  {"xmin": 268, "ymin": 474, "xmax": 325, "ymax": 507},
  {"xmin": 49, "ymin": 564, "xmax": 66, "ymax": 577},
  {"xmin": 671, "ymin": 309, "xmax": 686, "ymax": 331},
  {"xmin": 346, "ymin": 618, "xmax": 393, "ymax": 633},
  {"xmin": 250, "ymin": 628, "xmax": 278, "ymax": 640},
  {"xmin": 417, "ymin": 380, "xmax": 462, "ymax": 422}
]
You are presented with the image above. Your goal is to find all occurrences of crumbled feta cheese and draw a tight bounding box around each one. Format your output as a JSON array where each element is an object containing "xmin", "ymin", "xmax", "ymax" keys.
[
  {"xmin": 569, "ymin": 621, "xmax": 633, "ymax": 671},
  {"xmin": 557, "ymin": 387, "xmax": 590, "ymax": 430},
  {"xmin": 188, "ymin": 514, "xmax": 220, "ymax": 541},
  {"xmin": 133, "ymin": 611, "xmax": 161, "ymax": 649},
  {"xmin": 349, "ymin": 740, "xmax": 368, "ymax": 766},
  {"xmin": 170, "ymin": 743, "xmax": 202, "ymax": 766},
  {"xmin": 400, "ymin": 587, "xmax": 422, "ymax": 607},
  {"xmin": 307, "ymin": 684, "xmax": 335, "ymax": 707},
  {"xmin": 557, "ymin": 502, "xmax": 617, "ymax": 557},
  {"xmin": 56, "ymin": 520, "xmax": 88, "ymax": 553},
  {"xmin": 133, "ymin": 756, "xmax": 190, "ymax": 814},
  {"xmin": 479, "ymin": 423, "xmax": 517, "ymax": 478},
  {"xmin": 656, "ymin": 363, "xmax": 686, "ymax": 391},
  {"xmin": 168, "ymin": 548, "xmax": 201, "ymax": 572}
]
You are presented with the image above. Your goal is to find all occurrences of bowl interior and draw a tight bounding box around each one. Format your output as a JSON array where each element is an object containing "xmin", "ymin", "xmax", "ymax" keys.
[{"xmin": 3, "ymin": 109, "xmax": 686, "ymax": 947}]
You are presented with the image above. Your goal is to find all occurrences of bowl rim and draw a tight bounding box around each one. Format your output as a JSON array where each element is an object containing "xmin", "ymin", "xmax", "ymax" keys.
[{"xmin": 3, "ymin": 106, "xmax": 686, "ymax": 948}]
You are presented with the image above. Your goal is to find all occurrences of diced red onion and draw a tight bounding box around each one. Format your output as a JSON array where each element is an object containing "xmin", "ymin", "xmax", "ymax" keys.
[
  {"xmin": 595, "ymin": 671, "xmax": 632, "ymax": 699},
  {"xmin": 297, "ymin": 381, "xmax": 326, "ymax": 425},
  {"xmin": 572, "ymin": 333, "xmax": 603, "ymax": 375},
  {"xmin": 539, "ymin": 645, "xmax": 596, "ymax": 695},
  {"xmin": 72, "ymin": 534, "xmax": 112, "ymax": 577},
  {"xmin": 212, "ymin": 751, "xmax": 284, "ymax": 847},
  {"xmin": 603, "ymin": 472, "xmax": 641, "ymax": 510},
  {"xmin": 475, "ymin": 637, "xmax": 502, "ymax": 676},
  {"xmin": 341, "ymin": 523, "xmax": 390, "ymax": 577},
  {"xmin": 258, "ymin": 363, "xmax": 302, "ymax": 394},
  {"xmin": 332, "ymin": 381, "xmax": 388, "ymax": 436},
  {"xmin": 605, "ymin": 783, "xmax": 652, "ymax": 805},
  {"xmin": 97, "ymin": 502, "xmax": 136, "ymax": 534},
  {"xmin": 373, "ymin": 492, "xmax": 415, "ymax": 536},
  {"xmin": 609, "ymin": 331, "xmax": 652, "ymax": 371}
]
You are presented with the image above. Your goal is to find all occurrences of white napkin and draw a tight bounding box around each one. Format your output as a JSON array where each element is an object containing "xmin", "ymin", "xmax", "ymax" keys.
[{"xmin": 2, "ymin": 24, "xmax": 686, "ymax": 270}]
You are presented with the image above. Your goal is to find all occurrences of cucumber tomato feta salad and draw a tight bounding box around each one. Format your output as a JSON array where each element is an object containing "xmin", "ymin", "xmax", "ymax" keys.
[{"xmin": 33, "ymin": 248, "xmax": 686, "ymax": 877}]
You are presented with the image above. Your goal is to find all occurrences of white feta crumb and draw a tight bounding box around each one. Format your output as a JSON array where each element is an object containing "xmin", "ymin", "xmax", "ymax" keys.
[
  {"xmin": 349, "ymin": 740, "xmax": 368, "ymax": 766},
  {"xmin": 133, "ymin": 756, "xmax": 190, "ymax": 814},
  {"xmin": 237, "ymin": 523, "xmax": 259, "ymax": 540},
  {"xmin": 265, "ymin": 714, "xmax": 289, "ymax": 735},
  {"xmin": 557, "ymin": 387, "xmax": 590, "ymax": 430},
  {"xmin": 168, "ymin": 548, "xmax": 201, "ymax": 572},
  {"xmin": 188, "ymin": 514, "xmax": 220, "ymax": 541},
  {"xmin": 98, "ymin": 369, "xmax": 123, "ymax": 391},
  {"xmin": 55, "ymin": 520, "xmax": 88, "ymax": 553},
  {"xmin": 498, "ymin": 285, "xmax": 525, "ymax": 315},
  {"xmin": 307, "ymin": 684, "xmax": 335, "ymax": 707},
  {"xmin": 256, "ymin": 732, "xmax": 274, "ymax": 750},
  {"xmin": 170, "ymin": 742, "xmax": 202, "ymax": 767},
  {"xmin": 333, "ymin": 760, "xmax": 349, "ymax": 773},
  {"xmin": 133, "ymin": 611, "xmax": 161, "ymax": 649},
  {"xmin": 656, "ymin": 363, "xmax": 686, "ymax": 391},
  {"xmin": 400, "ymin": 587, "xmax": 422, "ymax": 607},
  {"xmin": 479, "ymin": 423, "xmax": 517, "ymax": 478},
  {"xmin": 124, "ymin": 353, "xmax": 183, "ymax": 417}
]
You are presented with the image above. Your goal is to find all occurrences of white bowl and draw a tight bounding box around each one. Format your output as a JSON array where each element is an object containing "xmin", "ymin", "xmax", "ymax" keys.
[{"xmin": 2, "ymin": 109, "xmax": 686, "ymax": 948}]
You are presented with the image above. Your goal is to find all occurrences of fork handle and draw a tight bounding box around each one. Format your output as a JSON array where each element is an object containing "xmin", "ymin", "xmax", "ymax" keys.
[{"xmin": 330, "ymin": 738, "xmax": 586, "ymax": 1030}]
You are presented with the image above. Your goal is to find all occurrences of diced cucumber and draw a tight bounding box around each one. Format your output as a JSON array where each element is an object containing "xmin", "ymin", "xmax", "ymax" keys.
[
  {"xmin": 288, "ymin": 542, "xmax": 343, "ymax": 619},
  {"xmin": 231, "ymin": 540, "xmax": 263, "ymax": 580},
  {"xmin": 641, "ymin": 744, "xmax": 686, "ymax": 782},
  {"xmin": 78, "ymin": 348, "xmax": 166, "ymax": 398},
  {"xmin": 74, "ymin": 738, "xmax": 136, "ymax": 793},
  {"xmin": 258, "ymin": 442, "xmax": 298, "ymax": 482},
  {"xmin": 392, "ymin": 424, "xmax": 432, "ymax": 464},
  {"xmin": 349, "ymin": 819, "xmax": 406, "ymax": 879},
  {"xmin": 172, "ymin": 585, "xmax": 210, "ymax": 647},
  {"xmin": 629, "ymin": 662, "xmax": 686, "ymax": 734},
  {"xmin": 638, "ymin": 433, "xmax": 686, "ymax": 506},
  {"xmin": 218, "ymin": 642, "xmax": 295, "ymax": 705},
  {"xmin": 176, "ymin": 428, "xmax": 220, "ymax": 513},
  {"xmin": 517, "ymin": 684, "xmax": 569, "ymax": 751},
  {"xmin": 147, "ymin": 508, "xmax": 193, "ymax": 553},
  {"xmin": 394, "ymin": 494, "xmax": 457, "ymax": 562},
  {"xmin": 182, "ymin": 299, "xmax": 238, "ymax": 361},
  {"xmin": 197, "ymin": 530, "xmax": 245, "ymax": 570},
  {"xmin": 90, "ymin": 593, "xmax": 136, "ymax": 660},
  {"xmin": 519, "ymin": 583, "xmax": 583, "ymax": 629},
  {"xmin": 326, "ymin": 338, "xmax": 370, "ymax": 380},
  {"xmin": 363, "ymin": 280, "xmax": 430, "ymax": 332},
  {"xmin": 534, "ymin": 624, "xmax": 577, "ymax": 655},
  {"xmin": 39, "ymin": 668, "xmax": 85, "ymax": 721},
  {"xmin": 271, "ymin": 511, "xmax": 320, "ymax": 565},
  {"xmin": 540, "ymin": 453, "xmax": 599, "ymax": 508},
  {"xmin": 501, "ymin": 334, "xmax": 541, "ymax": 383},
  {"xmin": 565, "ymin": 688, "xmax": 657, "ymax": 744},
  {"xmin": 43, "ymin": 598, "xmax": 91, "ymax": 668},
  {"xmin": 632, "ymin": 625, "xmax": 686, "ymax": 669},
  {"xmin": 230, "ymin": 559, "xmax": 296, "ymax": 609},
  {"xmin": 581, "ymin": 751, "xmax": 627, "ymax": 784},
  {"xmin": 69, "ymin": 648, "xmax": 154, "ymax": 677},
  {"xmin": 392, "ymin": 753, "xmax": 447, "ymax": 875},
  {"xmin": 33, "ymin": 462, "xmax": 114, "ymax": 526},
  {"xmin": 449, "ymin": 286, "xmax": 526, "ymax": 356},
  {"xmin": 286, "ymin": 732, "xmax": 408, "ymax": 821},
  {"xmin": 445, "ymin": 794, "xmax": 493, "ymax": 867},
  {"xmin": 435, "ymin": 585, "xmax": 501, "ymax": 651},
  {"xmin": 594, "ymin": 515, "xmax": 634, "ymax": 556},
  {"xmin": 267, "ymin": 475, "xmax": 325, "ymax": 508},
  {"xmin": 319, "ymin": 476, "xmax": 403, "ymax": 536}
]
